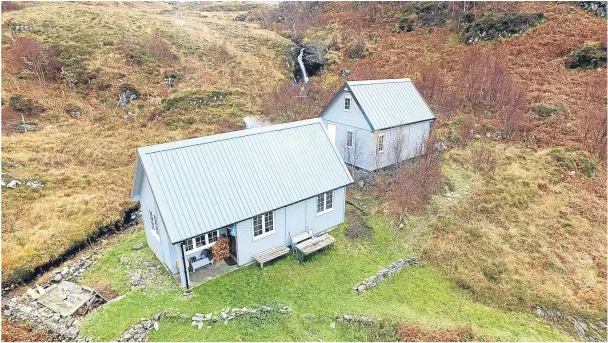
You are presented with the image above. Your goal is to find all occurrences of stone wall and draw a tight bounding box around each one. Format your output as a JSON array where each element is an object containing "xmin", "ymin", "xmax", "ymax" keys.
[{"xmin": 353, "ymin": 258, "xmax": 419, "ymax": 294}]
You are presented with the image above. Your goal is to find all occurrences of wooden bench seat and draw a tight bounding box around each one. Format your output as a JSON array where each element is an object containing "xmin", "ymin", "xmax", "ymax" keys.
[
  {"xmin": 290, "ymin": 230, "xmax": 313, "ymax": 246},
  {"xmin": 252, "ymin": 245, "xmax": 290, "ymax": 268},
  {"xmin": 294, "ymin": 234, "xmax": 335, "ymax": 262}
]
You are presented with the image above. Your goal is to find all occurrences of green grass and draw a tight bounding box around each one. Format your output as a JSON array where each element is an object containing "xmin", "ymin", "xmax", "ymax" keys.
[
  {"xmin": 80, "ymin": 228, "xmax": 151, "ymax": 294},
  {"xmin": 80, "ymin": 214, "xmax": 572, "ymax": 342}
]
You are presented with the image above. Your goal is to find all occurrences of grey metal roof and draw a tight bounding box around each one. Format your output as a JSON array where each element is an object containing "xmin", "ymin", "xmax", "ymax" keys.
[
  {"xmin": 346, "ymin": 78, "xmax": 436, "ymax": 131},
  {"xmin": 132, "ymin": 118, "xmax": 353, "ymax": 244}
]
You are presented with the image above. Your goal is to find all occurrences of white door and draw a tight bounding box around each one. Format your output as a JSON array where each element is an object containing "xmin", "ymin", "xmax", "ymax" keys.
[{"xmin": 327, "ymin": 124, "xmax": 336, "ymax": 145}]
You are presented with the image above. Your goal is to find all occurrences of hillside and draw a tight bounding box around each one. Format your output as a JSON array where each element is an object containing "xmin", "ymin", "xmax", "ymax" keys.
[
  {"xmin": 1, "ymin": 1, "xmax": 606, "ymax": 342},
  {"xmin": 1, "ymin": 1, "xmax": 293, "ymax": 284}
]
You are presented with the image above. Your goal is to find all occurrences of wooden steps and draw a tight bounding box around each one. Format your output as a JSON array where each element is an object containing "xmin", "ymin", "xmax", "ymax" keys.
[{"xmin": 252, "ymin": 245, "xmax": 290, "ymax": 268}]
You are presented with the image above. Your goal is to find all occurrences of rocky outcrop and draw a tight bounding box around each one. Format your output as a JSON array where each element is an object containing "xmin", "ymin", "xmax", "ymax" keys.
[
  {"xmin": 533, "ymin": 306, "xmax": 607, "ymax": 342},
  {"xmin": 353, "ymin": 258, "xmax": 419, "ymax": 294},
  {"xmin": 461, "ymin": 12, "xmax": 544, "ymax": 44},
  {"xmin": 2, "ymin": 179, "xmax": 45, "ymax": 189},
  {"xmin": 579, "ymin": 1, "xmax": 607, "ymax": 18},
  {"xmin": 293, "ymin": 43, "xmax": 326, "ymax": 82}
]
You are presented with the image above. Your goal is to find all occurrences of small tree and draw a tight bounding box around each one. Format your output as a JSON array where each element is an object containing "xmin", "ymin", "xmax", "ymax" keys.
[
  {"xmin": 390, "ymin": 135, "xmax": 443, "ymax": 225},
  {"xmin": 6, "ymin": 36, "xmax": 60, "ymax": 84},
  {"xmin": 342, "ymin": 130, "xmax": 365, "ymax": 181},
  {"xmin": 390, "ymin": 127, "xmax": 408, "ymax": 167}
]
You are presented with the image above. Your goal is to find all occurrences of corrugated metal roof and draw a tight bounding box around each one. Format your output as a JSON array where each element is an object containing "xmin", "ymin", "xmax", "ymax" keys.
[
  {"xmin": 346, "ymin": 78, "xmax": 436, "ymax": 131},
  {"xmin": 133, "ymin": 118, "xmax": 353, "ymax": 244}
]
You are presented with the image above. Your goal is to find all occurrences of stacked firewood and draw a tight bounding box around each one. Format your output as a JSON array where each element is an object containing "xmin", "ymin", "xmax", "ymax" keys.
[{"xmin": 211, "ymin": 237, "xmax": 229, "ymax": 262}]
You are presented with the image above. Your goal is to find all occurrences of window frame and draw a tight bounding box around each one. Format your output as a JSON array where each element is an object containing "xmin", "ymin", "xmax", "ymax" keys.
[
  {"xmin": 148, "ymin": 209, "xmax": 160, "ymax": 240},
  {"xmin": 184, "ymin": 229, "xmax": 220, "ymax": 254},
  {"xmin": 252, "ymin": 211, "xmax": 275, "ymax": 241},
  {"xmin": 346, "ymin": 130, "xmax": 354, "ymax": 149},
  {"xmin": 344, "ymin": 96, "xmax": 351, "ymax": 111},
  {"xmin": 316, "ymin": 191, "xmax": 334, "ymax": 215},
  {"xmin": 377, "ymin": 133, "xmax": 385, "ymax": 153}
]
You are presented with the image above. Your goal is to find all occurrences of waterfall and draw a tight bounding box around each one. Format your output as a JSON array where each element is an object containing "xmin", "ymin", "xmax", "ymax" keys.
[{"xmin": 297, "ymin": 48, "xmax": 309, "ymax": 83}]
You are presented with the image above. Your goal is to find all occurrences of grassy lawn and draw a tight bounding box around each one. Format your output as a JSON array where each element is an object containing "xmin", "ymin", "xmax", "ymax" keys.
[{"xmin": 80, "ymin": 214, "xmax": 572, "ymax": 342}]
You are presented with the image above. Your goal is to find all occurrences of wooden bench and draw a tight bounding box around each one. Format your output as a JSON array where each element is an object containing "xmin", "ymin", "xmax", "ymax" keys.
[
  {"xmin": 290, "ymin": 230, "xmax": 313, "ymax": 247},
  {"xmin": 252, "ymin": 245, "xmax": 290, "ymax": 268},
  {"xmin": 294, "ymin": 234, "xmax": 335, "ymax": 263}
]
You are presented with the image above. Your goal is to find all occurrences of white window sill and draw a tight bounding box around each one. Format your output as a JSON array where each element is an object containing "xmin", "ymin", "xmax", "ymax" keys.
[
  {"xmin": 253, "ymin": 230, "xmax": 275, "ymax": 241},
  {"xmin": 316, "ymin": 208, "xmax": 334, "ymax": 216},
  {"xmin": 377, "ymin": 150, "xmax": 384, "ymax": 154}
]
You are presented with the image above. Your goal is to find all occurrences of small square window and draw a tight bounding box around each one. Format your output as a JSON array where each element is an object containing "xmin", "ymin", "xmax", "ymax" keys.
[
  {"xmin": 208, "ymin": 230, "xmax": 218, "ymax": 243},
  {"xmin": 195, "ymin": 235, "xmax": 206, "ymax": 248},
  {"xmin": 344, "ymin": 97, "xmax": 351, "ymax": 111},
  {"xmin": 185, "ymin": 239, "xmax": 194, "ymax": 252}
]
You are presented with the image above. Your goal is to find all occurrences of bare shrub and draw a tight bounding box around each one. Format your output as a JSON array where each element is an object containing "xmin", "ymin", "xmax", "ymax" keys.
[
  {"xmin": 461, "ymin": 46, "xmax": 526, "ymax": 135},
  {"xmin": 6, "ymin": 36, "xmax": 60, "ymax": 84},
  {"xmin": 417, "ymin": 69, "xmax": 459, "ymax": 118},
  {"xmin": 1, "ymin": 1, "xmax": 27, "ymax": 11},
  {"xmin": 580, "ymin": 76, "xmax": 607, "ymax": 164},
  {"xmin": 390, "ymin": 136, "xmax": 444, "ymax": 221},
  {"xmin": 470, "ymin": 144, "xmax": 497, "ymax": 174},
  {"xmin": 261, "ymin": 80, "xmax": 334, "ymax": 122},
  {"xmin": 145, "ymin": 30, "xmax": 176, "ymax": 62}
]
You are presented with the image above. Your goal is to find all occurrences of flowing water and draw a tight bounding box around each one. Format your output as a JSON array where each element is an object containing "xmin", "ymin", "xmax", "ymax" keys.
[{"xmin": 297, "ymin": 48, "xmax": 309, "ymax": 83}]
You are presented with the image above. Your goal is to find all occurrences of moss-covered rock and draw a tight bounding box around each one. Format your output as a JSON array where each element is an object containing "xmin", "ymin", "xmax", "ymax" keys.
[
  {"xmin": 9, "ymin": 94, "xmax": 45, "ymax": 114},
  {"xmin": 395, "ymin": 2, "xmax": 451, "ymax": 32},
  {"xmin": 461, "ymin": 12, "xmax": 544, "ymax": 44},
  {"xmin": 565, "ymin": 43, "xmax": 607, "ymax": 69}
]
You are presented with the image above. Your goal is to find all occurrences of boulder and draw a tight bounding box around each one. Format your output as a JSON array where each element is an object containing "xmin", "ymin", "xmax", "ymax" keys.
[
  {"xmin": 6, "ymin": 180, "xmax": 22, "ymax": 189},
  {"xmin": 132, "ymin": 242, "xmax": 145, "ymax": 250}
]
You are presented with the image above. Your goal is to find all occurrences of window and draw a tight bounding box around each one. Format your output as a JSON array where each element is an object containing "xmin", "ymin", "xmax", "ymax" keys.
[
  {"xmin": 185, "ymin": 239, "xmax": 194, "ymax": 252},
  {"xmin": 317, "ymin": 194, "xmax": 325, "ymax": 213},
  {"xmin": 346, "ymin": 131, "xmax": 353, "ymax": 148},
  {"xmin": 377, "ymin": 134, "xmax": 385, "ymax": 153},
  {"xmin": 184, "ymin": 230, "xmax": 220, "ymax": 252},
  {"xmin": 195, "ymin": 235, "xmax": 206, "ymax": 249},
  {"xmin": 253, "ymin": 215, "xmax": 263, "ymax": 237},
  {"xmin": 208, "ymin": 230, "xmax": 218, "ymax": 244},
  {"xmin": 344, "ymin": 97, "xmax": 351, "ymax": 111},
  {"xmin": 253, "ymin": 211, "xmax": 274, "ymax": 239},
  {"xmin": 149, "ymin": 210, "xmax": 159, "ymax": 237},
  {"xmin": 317, "ymin": 191, "xmax": 334, "ymax": 214}
]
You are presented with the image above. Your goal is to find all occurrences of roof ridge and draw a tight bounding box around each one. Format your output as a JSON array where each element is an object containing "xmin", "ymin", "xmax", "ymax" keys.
[
  {"xmin": 347, "ymin": 78, "xmax": 412, "ymax": 86},
  {"xmin": 138, "ymin": 118, "xmax": 322, "ymax": 155}
]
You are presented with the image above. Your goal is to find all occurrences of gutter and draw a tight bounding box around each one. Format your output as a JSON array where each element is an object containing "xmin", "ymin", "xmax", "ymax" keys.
[{"xmin": 180, "ymin": 242, "xmax": 189, "ymax": 289}]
